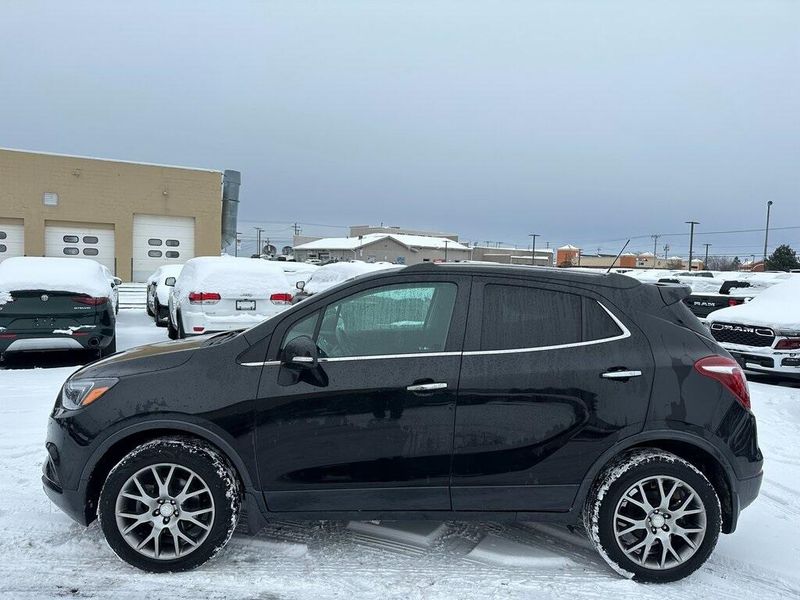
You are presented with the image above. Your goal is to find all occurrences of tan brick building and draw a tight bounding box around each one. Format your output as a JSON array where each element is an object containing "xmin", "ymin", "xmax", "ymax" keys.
[{"xmin": 0, "ymin": 148, "xmax": 231, "ymax": 281}]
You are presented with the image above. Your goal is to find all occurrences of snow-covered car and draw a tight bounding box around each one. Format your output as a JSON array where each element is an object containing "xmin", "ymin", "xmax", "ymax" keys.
[
  {"xmin": 279, "ymin": 261, "xmax": 319, "ymax": 289},
  {"xmin": 151, "ymin": 264, "xmax": 184, "ymax": 326},
  {"xmin": 0, "ymin": 257, "xmax": 116, "ymax": 359},
  {"xmin": 292, "ymin": 260, "xmax": 400, "ymax": 303},
  {"xmin": 707, "ymin": 275, "xmax": 800, "ymax": 378},
  {"xmin": 146, "ymin": 265, "xmax": 181, "ymax": 317},
  {"xmin": 100, "ymin": 265, "xmax": 122, "ymax": 314},
  {"xmin": 167, "ymin": 256, "xmax": 294, "ymax": 338}
]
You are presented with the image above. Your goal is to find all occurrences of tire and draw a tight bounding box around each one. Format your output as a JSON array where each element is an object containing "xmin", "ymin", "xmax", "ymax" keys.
[
  {"xmin": 167, "ymin": 313, "xmax": 179, "ymax": 340},
  {"xmin": 101, "ymin": 335, "xmax": 117, "ymax": 358},
  {"xmin": 155, "ymin": 301, "xmax": 168, "ymax": 328},
  {"xmin": 98, "ymin": 437, "xmax": 241, "ymax": 573},
  {"xmin": 583, "ymin": 449, "xmax": 721, "ymax": 583},
  {"xmin": 177, "ymin": 310, "xmax": 186, "ymax": 339},
  {"xmin": 146, "ymin": 298, "xmax": 154, "ymax": 317}
]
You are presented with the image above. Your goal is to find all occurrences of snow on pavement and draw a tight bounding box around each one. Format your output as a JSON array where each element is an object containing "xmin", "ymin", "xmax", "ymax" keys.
[{"xmin": 1, "ymin": 310, "xmax": 800, "ymax": 599}]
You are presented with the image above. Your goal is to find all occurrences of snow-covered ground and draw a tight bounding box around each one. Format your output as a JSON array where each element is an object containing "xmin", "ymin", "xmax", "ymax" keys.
[{"xmin": 2, "ymin": 310, "xmax": 800, "ymax": 599}]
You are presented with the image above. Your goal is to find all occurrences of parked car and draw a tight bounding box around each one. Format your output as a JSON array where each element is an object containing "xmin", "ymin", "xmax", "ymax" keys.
[
  {"xmin": 151, "ymin": 265, "xmax": 184, "ymax": 327},
  {"xmin": 42, "ymin": 263, "xmax": 761, "ymax": 581},
  {"xmin": 167, "ymin": 256, "xmax": 294, "ymax": 338},
  {"xmin": 291, "ymin": 260, "xmax": 400, "ymax": 303},
  {"xmin": 0, "ymin": 257, "xmax": 116, "ymax": 360},
  {"xmin": 278, "ymin": 261, "xmax": 319, "ymax": 290},
  {"xmin": 146, "ymin": 265, "xmax": 180, "ymax": 317},
  {"xmin": 707, "ymin": 275, "xmax": 800, "ymax": 378},
  {"xmin": 100, "ymin": 265, "xmax": 122, "ymax": 314}
]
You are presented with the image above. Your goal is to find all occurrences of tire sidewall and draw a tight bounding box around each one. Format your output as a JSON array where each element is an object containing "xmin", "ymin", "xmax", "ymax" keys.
[
  {"xmin": 594, "ymin": 454, "xmax": 721, "ymax": 583},
  {"xmin": 98, "ymin": 439, "xmax": 240, "ymax": 573}
]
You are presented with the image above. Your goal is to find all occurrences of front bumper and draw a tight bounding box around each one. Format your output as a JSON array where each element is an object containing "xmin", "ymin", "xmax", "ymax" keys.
[
  {"xmin": 719, "ymin": 342, "xmax": 800, "ymax": 378},
  {"xmin": 41, "ymin": 416, "xmax": 94, "ymax": 526}
]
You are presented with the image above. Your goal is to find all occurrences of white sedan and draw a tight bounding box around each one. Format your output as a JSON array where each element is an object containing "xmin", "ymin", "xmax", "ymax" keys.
[{"xmin": 167, "ymin": 256, "xmax": 294, "ymax": 338}]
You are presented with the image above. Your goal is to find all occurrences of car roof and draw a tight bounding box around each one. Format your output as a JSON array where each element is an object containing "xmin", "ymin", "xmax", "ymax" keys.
[{"xmin": 398, "ymin": 262, "xmax": 640, "ymax": 290}]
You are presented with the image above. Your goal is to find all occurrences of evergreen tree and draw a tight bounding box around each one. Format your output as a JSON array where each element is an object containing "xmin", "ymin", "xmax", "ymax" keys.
[{"xmin": 766, "ymin": 244, "xmax": 800, "ymax": 271}]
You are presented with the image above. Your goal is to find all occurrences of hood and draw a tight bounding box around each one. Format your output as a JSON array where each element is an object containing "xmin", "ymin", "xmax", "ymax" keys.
[
  {"xmin": 74, "ymin": 336, "xmax": 212, "ymax": 379},
  {"xmin": 707, "ymin": 276, "xmax": 800, "ymax": 331}
]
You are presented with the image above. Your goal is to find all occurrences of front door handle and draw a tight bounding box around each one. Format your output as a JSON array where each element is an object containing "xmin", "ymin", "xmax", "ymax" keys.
[
  {"xmin": 406, "ymin": 382, "xmax": 448, "ymax": 392},
  {"xmin": 601, "ymin": 370, "xmax": 642, "ymax": 380}
]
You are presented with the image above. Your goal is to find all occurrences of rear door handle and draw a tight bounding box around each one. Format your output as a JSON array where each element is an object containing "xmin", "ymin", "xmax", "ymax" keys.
[
  {"xmin": 601, "ymin": 370, "xmax": 642, "ymax": 380},
  {"xmin": 406, "ymin": 382, "xmax": 448, "ymax": 392}
]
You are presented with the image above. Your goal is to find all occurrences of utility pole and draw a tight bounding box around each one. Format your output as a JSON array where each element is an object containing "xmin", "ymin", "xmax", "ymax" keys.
[
  {"xmin": 529, "ymin": 233, "xmax": 538, "ymax": 266},
  {"xmin": 763, "ymin": 201, "xmax": 774, "ymax": 268},
  {"xmin": 651, "ymin": 234, "xmax": 660, "ymax": 269},
  {"xmin": 235, "ymin": 232, "xmax": 242, "ymax": 257},
  {"xmin": 703, "ymin": 243, "xmax": 712, "ymax": 269},
  {"xmin": 443, "ymin": 240, "xmax": 449, "ymax": 262},
  {"xmin": 254, "ymin": 227, "xmax": 264, "ymax": 256},
  {"xmin": 663, "ymin": 244, "xmax": 670, "ymax": 262},
  {"xmin": 293, "ymin": 222, "xmax": 301, "ymax": 236},
  {"xmin": 685, "ymin": 221, "xmax": 700, "ymax": 271}
]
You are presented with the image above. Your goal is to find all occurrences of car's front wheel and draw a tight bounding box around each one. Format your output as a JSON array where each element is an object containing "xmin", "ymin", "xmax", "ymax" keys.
[
  {"xmin": 584, "ymin": 449, "xmax": 721, "ymax": 583},
  {"xmin": 98, "ymin": 437, "xmax": 241, "ymax": 572}
]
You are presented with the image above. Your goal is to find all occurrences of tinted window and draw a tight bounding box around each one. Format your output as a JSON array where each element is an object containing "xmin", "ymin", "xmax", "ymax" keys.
[
  {"xmin": 316, "ymin": 283, "xmax": 457, "ymax": 358},
  {"xmin": 481, "ymin": 285, "xmax": 581, "ymax": 350},
  {"xmin": 165, "ymin": 251, "xmax": 180, "ymax": 258},
  {"xmin": 83, "ymin": 248, "xmax": 99, "ymax": 256},
  {"xmin": 281, "ymin": 311, "xmax": 320, "ymax": 350},
  {"xmin": 148, "ymin": 250, "xmax": 163, "ymax": 258},
  {"xmin": 83, "ymin": 235, "xmax": 99, "ymax": 244},
  {"xmin": 0, "ymin": 232, "xmax": 6, "ymax": 240},
  {"xmin": 583, "ymin": 300, "xmax": 623, "ymax": 341},
  {"xmin": 148, "ymin": 239, "xmax": 162, "ymax": 246},
  {"xmin": 0, "ymin": 244, "xmax": 6, "ymax": 253},
  {"xmin": 63, "ymin": 247, "xmax": 79, "ymax": 255},
  {"xmin": 63, "ymin": 235, "xmax": 79, "ymax": 243},
  {"xmin": 166, "ymin": 239, "xmax": 180, "ymax": 247}
]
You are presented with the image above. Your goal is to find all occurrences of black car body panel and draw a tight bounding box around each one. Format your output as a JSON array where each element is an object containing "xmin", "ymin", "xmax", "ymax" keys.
[{"xmin": 42, "ymin": 264, "xmax": 762, "ymax": 535}]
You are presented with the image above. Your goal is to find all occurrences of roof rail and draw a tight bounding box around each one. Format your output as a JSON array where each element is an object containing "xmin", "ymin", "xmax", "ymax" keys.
[{"xmin": 404, "ymin": 262, "xmax": 439, "ymax": 272}]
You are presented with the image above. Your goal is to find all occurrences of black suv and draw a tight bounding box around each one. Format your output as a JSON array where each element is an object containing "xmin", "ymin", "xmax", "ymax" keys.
[{"xmin": 42, "ymin": 264, "xmax": 762, "ymax": 582}]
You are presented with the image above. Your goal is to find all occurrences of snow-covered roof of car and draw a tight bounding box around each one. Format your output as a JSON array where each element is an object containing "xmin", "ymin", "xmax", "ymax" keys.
[
  {"xmin": 172, "ymin": 256, "xmax": 292, "ymax": 300},
  {"xmin": 707, "ymin": 275, "xmax": 800, "ymax": 329},
  {"xmin": 0, "ymin": 257, "xmax": 112, "ymax": 297},
  {"xmin": 303, "ymin": 261, "xmax": 402, "ymax": 295}
]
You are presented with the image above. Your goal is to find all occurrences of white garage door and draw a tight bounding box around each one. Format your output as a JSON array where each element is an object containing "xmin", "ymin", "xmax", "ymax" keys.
[
  {"xmin": 132, "ymin": 214, "xmax": 195, "ymax": 282},
  {"xmin": 0, "ymin": 220, "xmax": 24, "ymax": 263},
  {"xmin": 45, "ymin": 223, "xmax": 116, "ymax": 273}
]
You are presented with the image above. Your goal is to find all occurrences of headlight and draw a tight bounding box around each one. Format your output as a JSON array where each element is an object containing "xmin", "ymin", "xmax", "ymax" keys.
[{"xmin": 61, "ymin": 377, "xmax": 118, "ymax": 410}]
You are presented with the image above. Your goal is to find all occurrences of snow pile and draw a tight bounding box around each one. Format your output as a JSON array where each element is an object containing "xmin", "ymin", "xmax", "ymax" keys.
[
  {"xmin": 173, "ymin": 256, "xmax": 292, "ymax": 302},
  {"xmin": 708, "ymin": 275, "xmax": 800, "ymax": 329},
  {"xmin": 280, "ymin": 262, "xmax": 319, "ymax": 287},
  {"xmin": 303, "ymin": 261, "xmax": 401, "ymax": 295},
  {"xmin": 0, "ymin": 256, "xmax": 112, "ymax": 297}
]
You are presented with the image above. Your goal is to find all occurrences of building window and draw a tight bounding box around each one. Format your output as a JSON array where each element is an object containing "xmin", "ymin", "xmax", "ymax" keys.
[
  {"xmin": 83, "ymin": 235, "xmax": 99, "ymax": 244},
  {"xmin": 148, "ymin": 250, "xmax": 163, "ymax": 258},
  {"xmin": 83, "ymin": 248, "xmax": 99, "ymax": 256},
  {"xmin": 43, "ymin": 192, "xmax": 58, "ymax": 206},
  {"xmin": 148, "ymin": 239, "xmax": 163, "ymax": 246},
  {"xmin": 63, "ymin": 235, "xmax": 79, "ymax": 243},
  {"xmin": 63, "ymin": 247, "xmax": 79, "ymax": 256},
  {"xmin": 0, "ymin": 232, "xmax": 6, "ymax": 240},
  {"xmin": 165, "ymin": 251, "xmax": 180, "ymax": 258},
  {"xmin": 0, "ymin": 244, "xmax": 6, "ymax": 253},
  {"xmin": 165, "ymin": 239, "xmax": 180, "ymax": 247}
]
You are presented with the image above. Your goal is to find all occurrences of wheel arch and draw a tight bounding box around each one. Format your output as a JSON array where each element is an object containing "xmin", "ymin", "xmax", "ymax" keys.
[
  {"xmin": 81, "ymin": 420, "xmax": 255, "ymax": 525},
  {"xmin": 574, "ymin": 430, "xmax": 737, "ymax": 534}
]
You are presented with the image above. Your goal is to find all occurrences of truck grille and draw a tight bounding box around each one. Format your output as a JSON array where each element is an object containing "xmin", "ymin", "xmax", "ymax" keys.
[{"xmin": 710, "ymin": 322, "xmax": 775, "ymax": 347}]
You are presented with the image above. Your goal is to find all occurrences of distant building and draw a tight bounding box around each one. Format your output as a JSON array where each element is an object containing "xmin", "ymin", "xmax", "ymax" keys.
[
  {"xmin": 471, "ymin": 244, "xmax": 553, "ymax": 266},
  {"xmin": 348, "ymin": 224, "xmax": 460, "ymax": 242},
  {"xmin": 293, "ymin": 232, "xmax": 471, "ymax": 265}
]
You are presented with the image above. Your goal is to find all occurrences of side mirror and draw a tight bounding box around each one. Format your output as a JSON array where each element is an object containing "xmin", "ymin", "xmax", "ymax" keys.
[
  {"xmin": 112, "ymin": 277, "xmax": 123, "ymax": 287},
  {"xmin": 296, "ymin": 280, "xmax": 305, "ymax": 291},
  {"xmin": 165, "ymin": 277, "xmax": 176, "ymax": 287},
  {"xmin": 281, "ymin": 335, "xmax": 318, "ymax": 368}
]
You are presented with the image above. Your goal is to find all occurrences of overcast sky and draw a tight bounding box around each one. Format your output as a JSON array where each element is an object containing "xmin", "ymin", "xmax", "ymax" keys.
[{"xmin": 1, "ymin": 0, "xmax": 798, "ymax": 258}]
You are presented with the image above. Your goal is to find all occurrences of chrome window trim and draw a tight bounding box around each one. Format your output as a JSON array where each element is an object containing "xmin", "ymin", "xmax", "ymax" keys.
[
  {"xmin": 463, "ymin": 301, "xmax": 630, "ymax": 356},
  {"xmin": 241, "ymin": 302, "xmax": 629, "ymax": 366}
]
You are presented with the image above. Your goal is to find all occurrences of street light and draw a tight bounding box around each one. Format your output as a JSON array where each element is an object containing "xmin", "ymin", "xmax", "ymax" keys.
[
  {"xmin": 763, "ymin": 201, "xmax": 774, "ymax": 268},
  {"xmin": 443, "ymin": 239, "xmax": 449, "ymax": 262},
  {"xmin": 685, "ymin": 221, "xmax": 699, "ymax": 270},
  {"xmin": 529, "ymin": 233, "xmax": 538, "ymax": 266}
]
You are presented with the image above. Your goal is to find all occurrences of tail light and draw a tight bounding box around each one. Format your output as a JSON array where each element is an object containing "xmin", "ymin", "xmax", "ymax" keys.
[
  {"xmin": 727, "ymin": 298, "xmax": 744, "ymax": 307},
  {"xmin": 72, "ymin": 296, "xmax": 108, "ymax": 306},
  {"xmin": 775, "ymin": 338, "xmax": 800, "ymax": 350},
  {"xmin": 270, "ymin": 293, "xmax": 293, "ymax": 305},
  {"xmin": 188, "ymin": 292, "xmax": 221, "ymax": 304},
  {"xmin": 694, "ymin": 355, "xmax": 750, "ymax": 410}
]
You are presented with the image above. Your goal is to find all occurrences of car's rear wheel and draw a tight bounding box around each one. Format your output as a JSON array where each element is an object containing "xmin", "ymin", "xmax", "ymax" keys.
[
  {"xmin": 177, "ymin": 310, "xmax": 186, "ymax": 339},
  {"xmin": 98, "ymin": 437, "xmax": 241, "ymax": 572},
  {"xmin": 167, "ymin": 313, "xmax": 179, "ymax": 340},
  {"xmin": 155, "ymin": 300, "xmax": 168, "ymax": 327},
  {"xmin": 584, "ymin": 449, "xmax": 721, "ymax": 583}
]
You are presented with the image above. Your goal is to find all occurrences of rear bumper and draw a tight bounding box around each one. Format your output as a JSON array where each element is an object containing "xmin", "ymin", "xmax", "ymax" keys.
[
  {"xmin": 1, "ymin": 330, "xmax": 115, "ymax": 354},
  {"xmin": 729, "ymin": 470, "xmax": 762, "ymax": 532},
  {"xmin": 181, "ymin": 309, "xmax": 284, "ymax": 335}
]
